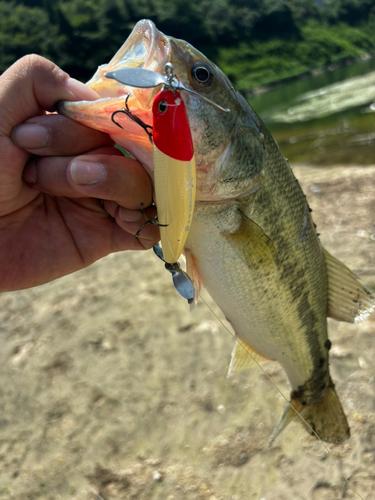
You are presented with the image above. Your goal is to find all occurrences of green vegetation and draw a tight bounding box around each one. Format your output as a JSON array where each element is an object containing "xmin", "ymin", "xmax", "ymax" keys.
[
  {"xmin": 220, "ymin": 20, "xmax": 375, "ymax": 91},
  {"xmin": 1, "ymin": 0, "xmax": 375, "ymax": 93}
]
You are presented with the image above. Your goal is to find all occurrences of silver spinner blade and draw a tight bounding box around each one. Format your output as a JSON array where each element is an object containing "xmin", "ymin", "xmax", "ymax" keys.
[
  {"xmin": 153, "ymin": 244, "xmax": 195, "ymax": 304},
  {"xmin": 105, "ymin": 68, "xmax": 167, "ymax": 88},
  {"xmin": 105, "ymin": 68, "xmax": 230, "ymax": 113}
]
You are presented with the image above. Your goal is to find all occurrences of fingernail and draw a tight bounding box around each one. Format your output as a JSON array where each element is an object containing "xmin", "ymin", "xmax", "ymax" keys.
[
  {"xmin": 119, "ymin": 207, "xmax": 142, "ymax": 222},
  {"xmin": 23, "ymin": 161, "xmax": 37, "ymax": 183},
  {"xmin": 11, "ymin": 124, "xmax": 49, "ymax": 149},
  {"xmin": 70, "ymin": 160, "xmax": 106, "ymax": 185},
  {"xmin": 66, "ymin": 78, "xmax": 100, "ymax": 101}
]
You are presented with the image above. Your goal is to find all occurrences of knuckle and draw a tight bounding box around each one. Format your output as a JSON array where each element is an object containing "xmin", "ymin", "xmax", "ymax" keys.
[
  {"xmin": 17, "ymin": 55, "xmax": 56, "ymax": 76},
  {"xmin": 6, "ymin": 55, "xmax": 69, "ymax": 92}
]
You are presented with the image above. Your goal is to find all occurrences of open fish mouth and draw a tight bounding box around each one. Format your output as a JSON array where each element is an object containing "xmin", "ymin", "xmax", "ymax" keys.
[
  {"xmin": 58, "ymin": 20, "xmax": 172, "ymax": 171},
  {"xmin": 86, "ymin": 19, "xmax": 171, "ymax": 105}
]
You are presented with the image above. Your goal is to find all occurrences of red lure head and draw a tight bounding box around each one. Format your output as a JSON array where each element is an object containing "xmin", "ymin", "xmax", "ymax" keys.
[{"xmin": 152, "ymin": 89, "xmax": 194, "ymax": 162}]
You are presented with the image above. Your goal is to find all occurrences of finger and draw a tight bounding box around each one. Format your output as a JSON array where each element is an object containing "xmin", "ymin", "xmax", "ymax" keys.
[
  {"xmin": 111, "ymin": 205, "xmax": 160, "ymax": 251},
  {"xmin": 22, "ymin": 147, "xmax": 123, "ymax": 191},
  {"xmin": 0, "ymin": 55, "xmax": 98, "ymax": 136},
  {"xmin": 110, "ymin": 223, "xmax": 160, "ymax": 252},
  {"xmin": 116, "ymin": 204, "xmax": 160, "ymax": 241},
  {"xmin": 71, "ymin": 199, "xmax": 159, "ymax": 252},
  {"xmin": 69, "ymin": 154, "xmax": 153, "ymax": 209},
  {"xmin": 11, "ymin": 114, "xmax": 113, "ymax": 156},
  {"xmin": 24, "ymin": 152, "xmax": 153, "ymax": 210},
  {"xmin": 101, "ymin": 200, "xmax": 159, "ymax": 240},
  {"xmin": 103, "ymin": 201, "xmax": 158, "ymax": 234},
  {"xmin": 0, "ymin": 55, "xmax": 99, "ymax": 214}
]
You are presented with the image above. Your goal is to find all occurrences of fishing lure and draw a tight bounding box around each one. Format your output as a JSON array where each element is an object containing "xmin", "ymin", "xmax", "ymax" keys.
[
  {"xmin": 106, "ymin": 62, "xmax": 227, "ymax": 264},
  {"xmin": 105, "ymin": 63, "xmax": 228, "ymax": 303},
  {"xmin": 152, "ymin": 88, "xmax": 196, "ymax": 265}
]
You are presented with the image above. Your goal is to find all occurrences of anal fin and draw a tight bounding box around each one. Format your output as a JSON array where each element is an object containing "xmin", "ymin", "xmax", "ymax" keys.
[
  {"xmin": 228, "ymin": 336, "xmax": 269, "ymax": 375},
  {"xmin": 324, "ymin": 248, "xmax": 375, "ymax": 322}
]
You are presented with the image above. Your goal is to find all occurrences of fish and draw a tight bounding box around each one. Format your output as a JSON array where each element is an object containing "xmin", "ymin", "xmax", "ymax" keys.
[{"xmin": 58, "ymin": 19, "xmax": 375, "ymax": 444}]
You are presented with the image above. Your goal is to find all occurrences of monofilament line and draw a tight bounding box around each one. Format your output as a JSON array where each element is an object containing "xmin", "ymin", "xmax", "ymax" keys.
[{"xmin": 197, "ymin": 291, "xmax": 365, "ymax": 500}]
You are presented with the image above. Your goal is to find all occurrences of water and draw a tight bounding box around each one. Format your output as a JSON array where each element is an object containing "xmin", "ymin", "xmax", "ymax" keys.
[{"xmin": 249, "ymin": 57, "xmax": 375, "ymax": 165}]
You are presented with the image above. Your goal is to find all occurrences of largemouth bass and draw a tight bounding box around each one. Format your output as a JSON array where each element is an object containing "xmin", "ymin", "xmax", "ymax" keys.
[{"xmin": 58, "ymin": 20, "xmax": 375, "ymax": 444}]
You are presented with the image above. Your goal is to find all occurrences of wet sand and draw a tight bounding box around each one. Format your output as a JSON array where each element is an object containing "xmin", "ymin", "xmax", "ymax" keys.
[{"xmin": 0, "ymin": 165, "xmax": 374, "ymax": 500}]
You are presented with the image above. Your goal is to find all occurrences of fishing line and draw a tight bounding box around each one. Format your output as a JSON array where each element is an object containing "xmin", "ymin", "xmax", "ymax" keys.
[
  {"xmin": 195, "ymin": 289, "xmax": 365, "ymax": 500},
  {"xmin": 108, "ymin": 63, "xmax": 366, "ymax": 499},
  {"xmin": 150, "ymin": 210, "xmax": 365, "ymax": 498}
]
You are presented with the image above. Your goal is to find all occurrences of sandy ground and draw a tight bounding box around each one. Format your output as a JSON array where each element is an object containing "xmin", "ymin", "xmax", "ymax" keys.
[{"xmin": 0, "ymin": 165, "xmax": 375, "ymax": 500}]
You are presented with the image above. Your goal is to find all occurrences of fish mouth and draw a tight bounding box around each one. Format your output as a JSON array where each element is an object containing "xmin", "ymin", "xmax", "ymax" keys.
[
  {"xmin": 58, "ymin": 20, "xmax": 171, "ymax": 171},
  {"xmin": 86, "ymin": 19, "xmax": 171, "ymax": 106}
]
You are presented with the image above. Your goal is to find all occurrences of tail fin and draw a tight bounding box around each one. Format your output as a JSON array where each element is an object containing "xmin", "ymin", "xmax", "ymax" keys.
[{"xmin": 270, "ymin": 386, "xmax": 350, "ymax": 446}]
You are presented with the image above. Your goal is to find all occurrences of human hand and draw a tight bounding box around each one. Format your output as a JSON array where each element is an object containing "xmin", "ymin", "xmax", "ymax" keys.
[{"xmin": 0, "ymin": 55, "xmax": 159, "ymax": 292}]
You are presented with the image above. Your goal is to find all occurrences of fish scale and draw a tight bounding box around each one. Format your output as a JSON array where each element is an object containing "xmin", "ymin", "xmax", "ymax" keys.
[{"xmin": 187, "ymin": 168, "xmax": 327, "ymax": 393}]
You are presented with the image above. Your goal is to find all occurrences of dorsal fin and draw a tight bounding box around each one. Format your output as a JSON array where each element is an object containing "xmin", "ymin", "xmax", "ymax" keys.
[
  {"xmin": 228, "ymin": 336, "xmax": 269, "ymax": 375},
  {"xmin": 324, "ymin": 248, "xmax": 375, "ymax": 323}
]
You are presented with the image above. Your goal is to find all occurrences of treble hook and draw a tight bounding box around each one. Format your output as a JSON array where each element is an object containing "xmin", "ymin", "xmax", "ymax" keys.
[
  {"xmin": 135, "ymin": 203, "xmax": 169, "ymax": 238},
  {"xmin": 111, "ymin": 94, "xmax": 153, "ymax": 144}
]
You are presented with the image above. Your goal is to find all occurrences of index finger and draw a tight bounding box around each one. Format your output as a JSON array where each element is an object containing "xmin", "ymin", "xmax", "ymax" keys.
[{"xmin": 0, "ymin": 54, "xmax": 98, "ymax": 136}]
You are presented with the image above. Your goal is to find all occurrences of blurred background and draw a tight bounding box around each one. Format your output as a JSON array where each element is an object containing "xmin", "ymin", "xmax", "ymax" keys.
[{"xmin": 1, "ymin": 0, "xmax": 375, "ymax": 165}]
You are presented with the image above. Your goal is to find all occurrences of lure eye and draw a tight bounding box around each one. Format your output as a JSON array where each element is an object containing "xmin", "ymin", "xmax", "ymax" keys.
[
  {"xmin": 158, "ymin": 100, "xmax": 168, "ymax": 113},
  {"xmin": 191, "ymin": 62, "xmax": 214, "ymax": 87}
]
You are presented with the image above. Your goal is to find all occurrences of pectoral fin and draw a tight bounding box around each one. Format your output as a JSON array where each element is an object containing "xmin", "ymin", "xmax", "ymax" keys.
[
  {"xmin": 228, "ymin": 336, "xmax": 269, "ymax": 375},
  {"xmin": 224, "ymin": 212, "xmax": 277, "ymax": 268},
  {"xmin": 324, "ymin": 248, "xmax": 375, "ymax": 322}
]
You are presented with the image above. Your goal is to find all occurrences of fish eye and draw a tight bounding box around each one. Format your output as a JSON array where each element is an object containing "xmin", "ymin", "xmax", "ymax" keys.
[
  {"xmin": 158, "ymin": 100, "xmax": 168, "ymax": 113},
  {"xmin": 191, "ymin": 62, "xmax": 214, "ymax": 87}
]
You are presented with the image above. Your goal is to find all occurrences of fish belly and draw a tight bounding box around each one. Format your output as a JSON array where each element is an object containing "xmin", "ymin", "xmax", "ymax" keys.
[{"xmin": 186, "ymin": 199, "xmax": 329, "ymax": 397}]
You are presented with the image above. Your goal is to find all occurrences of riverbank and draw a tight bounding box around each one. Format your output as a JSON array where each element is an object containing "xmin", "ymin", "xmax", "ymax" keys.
[
  {"xmin": 246, "ymin": 52, "xmax": 375, "ymax": 98},
  {"xmin": 0, "ymin": 163, "xmax": 374, "ymax": 500}
]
